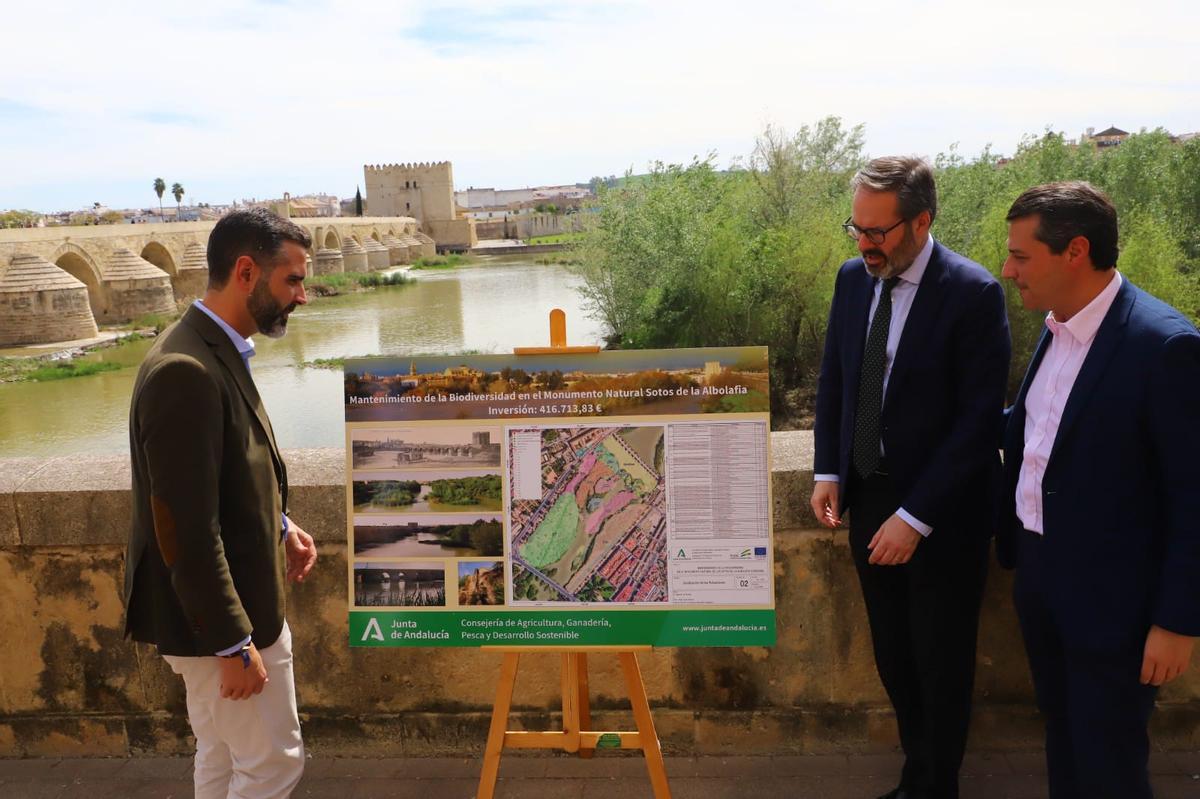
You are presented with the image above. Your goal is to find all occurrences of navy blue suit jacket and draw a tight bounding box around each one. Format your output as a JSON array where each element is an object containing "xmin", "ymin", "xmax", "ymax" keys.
[
  {"xmin": 998, "ymin": 278, "xmax": 1200, "ymax": 642},
  {"xmin": 814, "ymin": 241, "xmax": 1011, "ymax": 536}
]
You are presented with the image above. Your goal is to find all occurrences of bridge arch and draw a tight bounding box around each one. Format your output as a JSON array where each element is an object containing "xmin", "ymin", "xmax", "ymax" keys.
[
  {"xmin": 51, "ymin": 244, "xmax": 106, "ymax": 318},
  {"xmin": 140, "ymin": 241, "xmax": 177, "ymax": 277},
  {"xmin": 323, "ymin": 229, "xmax": 341, "ymax": 250}
]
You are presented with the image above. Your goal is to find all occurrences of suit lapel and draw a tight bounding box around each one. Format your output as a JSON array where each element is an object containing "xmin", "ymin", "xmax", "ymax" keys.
[
  {"xmin": 1007, "ymin": 326, "xmax": 1052, "ymax": 455},
  {"xmin": 182, "ymin": 306, "xmax": 286, "ymax": 491},
  {"xmin": 844, "ymin": 264, "xmax": 875, "ymax": 392},
  {"xmin": 882, "ymin": 242, "xmax": 949, "ymax": 409},
  {"xmin": 1047, "ymin": 279, "xmax": 1135, "ymax": 468}
]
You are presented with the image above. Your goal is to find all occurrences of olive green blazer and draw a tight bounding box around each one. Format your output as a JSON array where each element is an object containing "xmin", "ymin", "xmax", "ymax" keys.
[{"xmin": 124, "ymin": 304, "xmax": 289, "ymax": 656}]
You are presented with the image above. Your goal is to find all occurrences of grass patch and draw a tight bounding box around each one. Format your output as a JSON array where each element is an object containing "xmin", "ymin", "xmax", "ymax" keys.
[
  {"xmin": 300, "ymin": 357, "xmax": 346, "ymax": 370},
  {"xmin": 23, "ymin": 360, "xmax": 123, "ymax": 382},
  {"xmin": 121, "ymin": 311, "xmax": 180, "ymax": 332},
  {"xmin": 528, "ymin": 232, "xmax": 583, "ymax": 245},
  {"xmin": 115, "ymin": 331, "xmax": 154, "ymax": 346},
  {"xmin": 308, "ymin": 271, "xmax": 414, "ymax": 296},
  {"xmin": 411, "ymin": 254, "xmax": 474, "ymax": 269}
]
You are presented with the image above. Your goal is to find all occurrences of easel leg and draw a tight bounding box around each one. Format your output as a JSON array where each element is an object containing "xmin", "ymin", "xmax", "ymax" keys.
[
  {"xmin": 478, "ymin": 652, "xmax": 520, "ymax": 799},
  {"xmin": 561, "ymin": 652, "xmax": 580, "ymax": 753},
  {"xmin": 576, "ymin": 653, "xmax": 594, "ymax": 759},
  {"xmin": 620, "ymin": 651, "xmax": 671, "ymax": 799}
]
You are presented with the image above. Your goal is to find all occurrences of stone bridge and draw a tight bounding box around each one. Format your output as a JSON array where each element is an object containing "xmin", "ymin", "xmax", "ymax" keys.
[{"xmin": 0, "ymin": 218, "xmax": 435, "ymax": 348}]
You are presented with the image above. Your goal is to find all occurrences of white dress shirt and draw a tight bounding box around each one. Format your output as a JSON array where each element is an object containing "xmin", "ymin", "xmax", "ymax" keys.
[
  {"xmin": 816, "ymin": 235, "xmax": 935, "ymax": 536},
  {"xmin": 1016, "ymin": 271, "xmax": 1123, "ymax": 534}
]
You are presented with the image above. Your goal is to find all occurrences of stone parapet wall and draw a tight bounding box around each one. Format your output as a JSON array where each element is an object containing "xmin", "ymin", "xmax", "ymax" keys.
[{"xmin": 0, "ymin": 432, "xmax": 1196, "ymax": 758}]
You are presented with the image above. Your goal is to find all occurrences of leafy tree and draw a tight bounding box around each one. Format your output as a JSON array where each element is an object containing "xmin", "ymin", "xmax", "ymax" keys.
[
  {"xmin": 0, "ymin": 209, "xmax": 39, "ymax": 228},
  {"xmin": 355, "ymin": 187, "xmax": 363, "ymax": 217},
  {"xmin": 153, "ymin": 178, "xmax": 166, "ymax": 220},
  {"xmin": 171, "ymin": 183, "xmax": 185, "ymax": 216},
  {"xmin": 572, "ymin": 121, "xmax": 1200, "ymax": 424}
]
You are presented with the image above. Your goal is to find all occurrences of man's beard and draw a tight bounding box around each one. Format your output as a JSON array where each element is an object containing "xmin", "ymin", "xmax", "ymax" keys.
[
  {"xmin": 248, "ymin": 276, "xmax": 296, "ymax": 339},
  {"xmin": 862, "ymin": 223, "xmax": 921, "ymax": 279}
]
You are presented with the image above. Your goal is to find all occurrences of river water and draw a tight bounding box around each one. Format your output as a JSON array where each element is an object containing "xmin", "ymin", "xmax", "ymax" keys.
[{"xmin": 0, "ymin": 258, "xmax": 606, "ymax": 458}]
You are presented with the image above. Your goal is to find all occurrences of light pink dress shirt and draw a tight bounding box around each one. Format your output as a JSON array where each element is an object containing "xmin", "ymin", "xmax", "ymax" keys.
[{"xmin": 1017, "ymin": 272, "xmax": 1123, "ymax": 534}]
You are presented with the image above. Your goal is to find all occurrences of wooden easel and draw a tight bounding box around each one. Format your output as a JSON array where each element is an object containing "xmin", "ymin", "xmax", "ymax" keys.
[
  {"xmin": 475, "ymin": 311, "xmax": 672, "ymax": 799},
  {"xmin": 476, "ymin": 646, "xmax": 671, "ymax": 799}
]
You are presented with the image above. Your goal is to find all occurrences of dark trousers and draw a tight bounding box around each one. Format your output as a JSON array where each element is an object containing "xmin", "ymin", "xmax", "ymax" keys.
[
  {"xmin": 1014, "ymin": 528, "xmax": 1158, "ymax": 799},
  {"xmin": 849, "ymin": 470, "xmax": 989, "ymax": 799}
]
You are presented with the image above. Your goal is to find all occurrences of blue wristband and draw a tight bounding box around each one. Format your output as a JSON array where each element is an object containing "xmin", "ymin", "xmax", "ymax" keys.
[{"xmin": 221, "ymin": 644, "xmax": 252, "ymax": 669}]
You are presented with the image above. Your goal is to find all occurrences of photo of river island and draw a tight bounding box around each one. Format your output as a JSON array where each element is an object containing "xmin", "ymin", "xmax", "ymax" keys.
[
  {"xmin": 353, "ymin": 562, "xmax": 446, "ymax": 607},
  {"xmin": 343, "ymin": 347, "xmax": 769, "ymax": 422},
  {"xmin": 352, "ymin": 469, "xmax": 502, "ymax": 514},
  {"xmin": 351, "ymin": 427, "xmax": 502, "ymax": 469},
  {"xmin": 354, "ymin": 513, "xmax": 504, "ymax": 557}
]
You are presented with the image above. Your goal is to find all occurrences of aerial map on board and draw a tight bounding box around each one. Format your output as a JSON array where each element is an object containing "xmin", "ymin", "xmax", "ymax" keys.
[{"xmin": 509, "ymin": 425, "xmax": 667, "ymax": 604}]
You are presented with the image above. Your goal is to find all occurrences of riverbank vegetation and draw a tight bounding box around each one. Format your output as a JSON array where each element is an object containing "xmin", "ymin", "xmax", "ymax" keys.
[
  {"xmin": 307, "ymin": 270, "xmax": 413, "ymax": 296},
  {"xmin": 571, "ymin": 118, "xmax": 1200, "ymax": 427},
  {"xmin": 411, "ymin": 254, "xmax": 475, "ymax": 269},
  {"xmin": 529, "ymin": 232, "xmax": 584, "ymax": 245},
  {"xmin": 0, "ymin": 357, "xmax": 122, "ymax": 383}
]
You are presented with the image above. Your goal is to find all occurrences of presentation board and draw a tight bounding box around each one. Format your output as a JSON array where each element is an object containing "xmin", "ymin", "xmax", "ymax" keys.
[{"xmin": 344, "ymin": 346, "xmax": 775, "ymax": 647}]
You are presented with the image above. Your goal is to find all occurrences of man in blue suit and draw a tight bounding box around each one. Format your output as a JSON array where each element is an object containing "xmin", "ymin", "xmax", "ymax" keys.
[
  {"xmin": 811, "ymin": 157, "xmax": 1011, "ymax": 799},
  {"xmin": 998, "ymin": 181, "xmax": 1199, "ymax": 799}
]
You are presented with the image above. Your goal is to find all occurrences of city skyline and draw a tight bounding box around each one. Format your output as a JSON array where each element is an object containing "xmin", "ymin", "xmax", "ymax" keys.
[{"xmin": 2, "ymin": 0, "xmax": 1197, "ymax": 211}]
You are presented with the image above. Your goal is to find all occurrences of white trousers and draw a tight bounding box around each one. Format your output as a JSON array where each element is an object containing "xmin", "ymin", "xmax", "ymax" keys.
[{"xmin": 164, "ymin": 621, "xmax": 305, "ymax": 799}]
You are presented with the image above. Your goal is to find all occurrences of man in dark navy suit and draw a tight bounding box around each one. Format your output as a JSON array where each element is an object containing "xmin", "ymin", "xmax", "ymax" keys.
[
  {"xmin": 811, "ymin": 157, "xmax": 1011, "ymax": 799},
  {"xmin": 998, "ymin": 181, "xmax": 1200, "ymax": 799}
]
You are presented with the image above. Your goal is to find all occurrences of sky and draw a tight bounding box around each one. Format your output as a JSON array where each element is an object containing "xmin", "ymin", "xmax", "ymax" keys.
[{"xmin": 1, "ymin": 0, "xmax": 1196, "ymax": 212}]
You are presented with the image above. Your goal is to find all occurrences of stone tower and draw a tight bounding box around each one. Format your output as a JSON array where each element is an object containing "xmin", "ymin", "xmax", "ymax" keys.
[
  {"xmin": 363, "ymin": 161, "xmax": 477, "ymax": 251},
  {"xmin": 364, "ymin": 162, "xmax": 456, "ymax": 224}
]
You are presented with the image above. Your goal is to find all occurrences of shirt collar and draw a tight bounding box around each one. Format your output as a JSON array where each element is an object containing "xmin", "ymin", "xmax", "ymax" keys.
[
  {"xmin": 1045, "ymin": 271, "xmax": 1123, "ymax": 344},
  {"xmin": 862, "ymin": 234, "xmax": 935, "ymax": 286},
  {"xmin": 193, "ymin": 299, "xmax": 256, "ymax": 361},
  {"xmin": 897, "ymin": 234, "xmax": 934, "ymax": 286}
]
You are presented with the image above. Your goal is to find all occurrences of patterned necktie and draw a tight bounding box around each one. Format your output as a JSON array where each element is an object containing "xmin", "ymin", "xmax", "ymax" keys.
[{"xmin": 852, "ymin": 276, "xmax": 901, "ymax": 478}]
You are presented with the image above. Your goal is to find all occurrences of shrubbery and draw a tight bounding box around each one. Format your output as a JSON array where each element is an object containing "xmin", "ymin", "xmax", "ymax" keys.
[{"xmin": 571, "ymin": 120, "xmax": 1200, "ymax": 424}]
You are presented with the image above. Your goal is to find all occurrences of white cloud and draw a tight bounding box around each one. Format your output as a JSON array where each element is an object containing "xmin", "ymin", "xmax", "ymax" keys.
[{"xmin": 1, "ymin": 0, "xmax": 1196, "ymax": 209}]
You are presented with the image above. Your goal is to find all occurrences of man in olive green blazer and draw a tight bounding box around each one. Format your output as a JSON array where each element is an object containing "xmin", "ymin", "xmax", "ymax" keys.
[{"xmin": 125, "ymin": 208, "xmax": 317, "ymax": 799}]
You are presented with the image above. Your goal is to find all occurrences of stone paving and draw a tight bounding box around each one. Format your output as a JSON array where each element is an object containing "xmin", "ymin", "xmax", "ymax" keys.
[{"xmin": 1, "ymin": 752, "xmax": 1199, "ymax": 799}]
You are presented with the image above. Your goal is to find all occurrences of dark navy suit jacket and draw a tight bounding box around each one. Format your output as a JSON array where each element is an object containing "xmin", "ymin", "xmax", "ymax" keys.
[
  {"xmin": 814, "ymin": 241, "xmax": 1011, "ymax": 536},
  {"xmin": 998, "ymin": 278, "xmax": 1200, "ymax": 644}
]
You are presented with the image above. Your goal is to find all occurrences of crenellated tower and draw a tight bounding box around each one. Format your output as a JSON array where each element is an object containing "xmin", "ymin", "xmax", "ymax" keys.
[{"xmin": 363, "ymin": 161, "xmax": 456, "ymax": 224}]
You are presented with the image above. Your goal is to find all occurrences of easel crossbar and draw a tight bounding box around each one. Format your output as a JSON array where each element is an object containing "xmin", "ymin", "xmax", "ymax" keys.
[{"xmin": 475, "ymin": 648, "xmax": 672, "ymax": 799}]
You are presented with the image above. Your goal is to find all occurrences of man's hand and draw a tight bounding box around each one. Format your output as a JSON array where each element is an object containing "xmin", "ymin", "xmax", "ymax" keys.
[
  {"xmin": 1141, "ymin": 625, "xmax": 1196, "ymax": 686},
  {"xmin": 867, "ymin": 514, "xmax": 922, "ymax": 565},
  {"xmin": 218, "ymin": 644, "xmax": 267, "ymax": 700},
  {"xmin": 810, "ymin": 481, "xmax": 843, "ymax": 529},
  {"xmin": 285, "ymin": 517, "xmax": 317, "ymax": 583}
]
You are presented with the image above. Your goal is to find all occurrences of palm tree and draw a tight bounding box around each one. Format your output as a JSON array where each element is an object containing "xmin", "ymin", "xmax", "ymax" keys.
[
  {"xmin": 171, "ymin": 183, "xmax": 185, "ymax": 220},
  {"xmin": 153, "ymin": 178, "xmax": 166, "ymax": 220}
]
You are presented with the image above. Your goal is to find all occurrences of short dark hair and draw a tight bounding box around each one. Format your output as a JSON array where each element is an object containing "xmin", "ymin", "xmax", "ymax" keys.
[
  {"xmin": 851, "ymin": 156, "xmax": 938, "ymax": 224},
  {"xmin": 206, "ymin": 208, "xmax": 312, "ymax": 288},
  {"xmin": 1005, "ymin": 181, "xmax": 1118, "ymax": 270}
]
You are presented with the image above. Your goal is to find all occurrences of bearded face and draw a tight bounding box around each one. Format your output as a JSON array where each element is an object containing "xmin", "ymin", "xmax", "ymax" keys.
[
  {"xmin": 247, "ymin": 271, "xmax": 297, "ymax": 339},
  {"xmin": 861, "ymin": 221, "xmax": 923, "ymax": 280}
]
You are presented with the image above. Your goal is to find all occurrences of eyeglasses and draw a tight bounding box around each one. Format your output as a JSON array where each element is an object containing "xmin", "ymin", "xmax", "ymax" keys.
[{"xmin": 842, "ymin": 216, "xmax": 906, "ymax": 245}]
